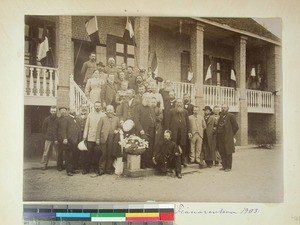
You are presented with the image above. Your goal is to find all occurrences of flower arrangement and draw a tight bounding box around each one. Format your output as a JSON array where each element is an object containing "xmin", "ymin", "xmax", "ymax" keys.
[{"xmin": 119, "ymin": 134, "xmax": 149, "ymax": 155}]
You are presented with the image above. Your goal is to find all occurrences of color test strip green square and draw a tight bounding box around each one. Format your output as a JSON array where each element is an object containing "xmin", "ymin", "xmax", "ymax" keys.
[{"xmin": 90, "ymin": 213, "xmax": 125, "ymax": 217}]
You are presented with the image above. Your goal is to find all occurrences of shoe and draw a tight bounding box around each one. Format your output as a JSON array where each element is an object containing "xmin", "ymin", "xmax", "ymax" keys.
[
  {"xmin": 82, "ymin": 171, "xmax": 88, "ymax": 175},
  {"xmin": 108, "ymin": 171, "xmax": 114, "ymax": 175},
  {"xmin": 176, "ymin": 173, "xmax": 182, "ymax": 179},
  {"xmin": 208, "ymin": 165, "xmax": 212, "ymax": 168},
  {"xmin": 182, "ymin": 163, "xmax": 187, "ymax": 168},
  {"xmin": 67, "ymin": 172, "xmax": 73, "ymax": 176},
  {"xmin": 219, "ymin": 167, "xmax": 225, "ymax": 171},
  {"xmin": 225, "ymin": 169, "xmax": 231, "ymax": 172},
  {"xmin": 98, "ymin": 171, "xmax": 105, "ymax": 176},
  {"xmin": 57, "ymin": 168, "xmax": 63, "ymax": 171}
]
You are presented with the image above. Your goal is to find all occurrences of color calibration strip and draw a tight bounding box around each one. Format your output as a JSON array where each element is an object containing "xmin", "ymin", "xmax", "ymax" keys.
[{"xmin": 23, "ymin": 204, "xmax": 174, "ymax": 223}]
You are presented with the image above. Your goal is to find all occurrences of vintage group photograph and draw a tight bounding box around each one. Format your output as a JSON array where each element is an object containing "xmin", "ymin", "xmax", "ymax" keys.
[{"xmin": 23, "ymin": 15, "xmax": 283, "ymax": 203}]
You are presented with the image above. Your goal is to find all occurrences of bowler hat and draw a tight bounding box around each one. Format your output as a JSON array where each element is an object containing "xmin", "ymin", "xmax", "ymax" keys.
[
  {"xmin": 203, "ymin": 106, "xmax": 212, "ymax": 111},
  {"xmin": 78, "ymin": 140, "xmax": 88, "ymax": 151},
  {"xmin": 96, "ymin": 61, "xmax": 105, "ymax": 67},
  {"xmin": 155, "ymin": 77, "xmax": 163, "ymax": 83}
]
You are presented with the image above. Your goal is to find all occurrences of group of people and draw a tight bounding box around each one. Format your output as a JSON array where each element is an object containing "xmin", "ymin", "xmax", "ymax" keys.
[{"xmin": 40, "ymin": 54, "xmax": 239, "ymax": 179}]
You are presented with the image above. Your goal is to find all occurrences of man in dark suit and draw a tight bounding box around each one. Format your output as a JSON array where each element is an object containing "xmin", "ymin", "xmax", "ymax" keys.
[
  {"xmin": 100, "ymin": 74, "xmax": 118, "ymax": 109},
  {"xmin": 162, "ymin": 90, "xmax": 176, "ymax": 131},
  {"xmin": 118, "ymin": 89, "xmax": 139, "ymax": 134},
  {"xmin": 183, "ymin": 93, "xmax": 194, "ymax": 116},
  {"xmin": 134, "ymin": 92, "xmax": 156, "ymax": 169},
  {"xmin": 216, "ymin": 104, "xmax": 239, "ymax": 172},
  {"xmin": 58, "ymin": 107, "xmax": 81, "ymax": 176},
  {"xmin": 56, "ymin": 107, "xmax": 68, "ymax": 171},
  {"xmin": 169, "ymin": 98, "xmax": 189, "ymax": 167}
]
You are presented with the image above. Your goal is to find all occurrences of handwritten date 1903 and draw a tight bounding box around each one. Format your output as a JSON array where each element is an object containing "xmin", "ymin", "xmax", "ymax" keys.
[{"xmin": 240, "ymin": 208, "xmax": 259, "ymax": 214}]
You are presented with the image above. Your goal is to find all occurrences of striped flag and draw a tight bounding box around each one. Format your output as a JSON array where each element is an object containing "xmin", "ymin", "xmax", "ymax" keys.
[
  {"xmin": 123, "ymin": 17, "xmax": 136, "ymax": 46},
  {"xmin": 37, "ymin": 27, "xmax": 49, "ymax": 62},
  {"xmin": 151, "ymin": 52, "xmax": 158, "ymax": 78},
  {"xmin": 85, "ymin": 16, "xmax": 100, "ymax": 46},
  {"xmin": 250, "ymin": 67, "xmax": 256, "ymax": 77},
  {"xmin": 231, "ymin": 69, "xmax": 237, "ymax": 89},
  {"xmin": 205, "ymin": 64, "xmax": 212, "ymax": 81}
]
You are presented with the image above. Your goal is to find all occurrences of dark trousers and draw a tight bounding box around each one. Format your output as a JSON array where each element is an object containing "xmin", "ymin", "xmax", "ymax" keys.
[
  {"xmin": 57, "ymin": 143, "xmax": 64, "ymax": 170},
  {"xmin": 62, "ymin": 143, "xmax": 75, "ymax": 173},
  {"xmin": 176, "ymin": 128, "xmax": 187, "ymax": 164},
  {"xmin": 72, "ymin": 148, "xmax": 81, "ymax": 170},
  {"xmin": 99, "ymin": 135, "xmax": 115, "ymax": 173},
  {"xmin": 82, "ymin": 141, "xmax": 101, "ymax": 173},
  {"xmin": 156, "ymin": 154, "xmax": 182, "ymax": 174},
  {"xmin": 217, "ymin": 133, "xmax": 233, "ymax": 169},
  {"xmin": 141, "ymin": 127, "xmax": 155, "ymax": 168}
]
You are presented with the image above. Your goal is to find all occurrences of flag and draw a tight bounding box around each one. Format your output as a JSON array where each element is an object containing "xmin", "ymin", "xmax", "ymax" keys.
[
  {"xmin": 250, "ymin": 67, "xmax": 256, "ymax": 77},
  {"xmin": 205, "ymin": 65, "xmax": 212, "ymax": 81},
  {"xmin": 37, "ymin": 27, "xmax": 49, "ymax": 62},
  {"xmin": 123, "ymin": 17, "xmax": 136, "ymax": 46},
  {"xmin": 151, "ymin": 52, "xmax": 158, "ymax": 78},
  {"xmin": 231, "ymin": 69, "xmax": 237, "ymax": 90},
  {"xmin": 187, "ymin": 71, "xmax": 193, "ymax": 82},
  {"xmin": 37, "ymin": 27, "xmax": 54, "ymax": 67},
  {"xmin": 85, "ymin": 16, "xmax": 100, "ymax": 46}
]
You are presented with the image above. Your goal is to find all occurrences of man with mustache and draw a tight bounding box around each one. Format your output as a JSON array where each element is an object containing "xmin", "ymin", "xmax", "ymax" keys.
[
  {"xmin": 169, "ymin": 98, "xmax": 189, "ymax": 167},
  {"xmin": 81, "ymin": 52, "xmax": 97, "ymax": 85}
]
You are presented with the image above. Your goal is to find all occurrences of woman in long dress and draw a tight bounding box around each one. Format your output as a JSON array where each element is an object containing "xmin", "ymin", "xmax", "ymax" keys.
[{"xmin": 85, "ymin": 70, "xmax": 104, "ymax": 104}]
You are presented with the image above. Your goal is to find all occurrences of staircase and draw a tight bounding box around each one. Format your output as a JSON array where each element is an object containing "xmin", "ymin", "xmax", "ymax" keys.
[{"xmin": 69, "ymin": 75, "xmax": 93, "ymax": 114}]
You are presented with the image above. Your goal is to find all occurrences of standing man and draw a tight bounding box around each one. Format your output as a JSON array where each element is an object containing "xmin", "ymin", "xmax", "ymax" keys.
[
  {"xmin": 216, "ymin": 104, "xmax": 239, "ymax": 172},
  {"xmin": 82, "ymin": 101, "xmax": 106, "ymax": 174},
  {"xmin": 134, "ymin": 92, "xmax": 157, "ymax": 169},
  {"xmin": 134, "ymin": 84, "xmax": 146, "ymax": 103},
  {"xmin": 96, "ymin": 105, "xmax": 121, "ymax": 175},
  {"xmin": 183, "ymin": 93, "xmax": 194, "ymax": 116},
  {"xmin": 96, "ymin": 61, "xmax": 108, "ymax": 85},
  {"xmin": 169, "ymin": 98, "xmax": 189, "ymax": 167},
  {"xmin": 126, "ymin": 66, "xmax": 136, "ymax": 90},
  {"xmin": 162, "ymin": 90, "xmax": 176, "ymax": 131},
  {"xmin": 41, "ymin": 106, "xmax": 58, "ymax": 170},
  {"xmin": 74, "ymin": 104, "xmax": 88, "ymax": 171},
  {"xmin": 58, "ymin": 108, "xmax": 81, "ymax": 176},
  {"xmin": 202, "ymin": 106, "xmax": 216, "ymax": 168},
  {"xmin": 188, "ymin": 106, "xmax": 206, "ymax": 165},
  {"xmin": 57, "ymin": 106, "xmax": 68, "ymax": 171},
  {"xmin": 81, "ymin": 52, "xmax": 97, "ymax": 85},
  {"xmin": 212, "ymin": 105, "xmax": 222, "ymax": 166},
  {"xmin": 100, "ymin": 74, "xmax": 118, "ymax": 109}
]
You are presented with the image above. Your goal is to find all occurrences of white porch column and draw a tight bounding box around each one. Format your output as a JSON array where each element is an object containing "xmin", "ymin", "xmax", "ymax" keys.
[
  {"xmin": 234, "ymin": 35, "xmax": 248, "ymax": 146},
  {"xmin": 191, "ymin": 22, "xmax": 205, "ymax": 108},
  {"xmin": 134, "ymin": 17, "xmax": 149, "ymax": 71}
]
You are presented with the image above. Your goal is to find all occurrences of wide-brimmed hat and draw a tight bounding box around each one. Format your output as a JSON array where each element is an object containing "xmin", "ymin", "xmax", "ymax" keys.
[
  {"xmin": 123, "ymin": 119, "xmax": 135, "ymax": 132},
  {"xmin": 155, "ymin": 76, "xmax": 163, "ymax": 83},
  {"xmin": 77, "ymin": 140, "xmax": 88, "ymax": 151},
  {"xmin": 203, "ymin": 106, "xmax": 212, "ymax": 111}
]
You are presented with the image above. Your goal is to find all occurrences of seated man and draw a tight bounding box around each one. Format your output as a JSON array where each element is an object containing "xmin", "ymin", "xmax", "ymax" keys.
[{"xmin": 153, "ymin": 130, "xmax": 182, "ymax": 179}]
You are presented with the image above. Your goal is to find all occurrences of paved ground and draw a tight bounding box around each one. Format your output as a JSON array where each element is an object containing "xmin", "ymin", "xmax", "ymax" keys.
[{"xmin": 23, "ymin": 146, "xmax": 283, "ymax": 203}]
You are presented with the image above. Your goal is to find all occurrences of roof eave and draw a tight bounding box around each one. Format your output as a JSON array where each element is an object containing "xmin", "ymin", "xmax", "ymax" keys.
[{"xmin": 191, "ymin": 17, "xmax": 281, "ymax": 46}]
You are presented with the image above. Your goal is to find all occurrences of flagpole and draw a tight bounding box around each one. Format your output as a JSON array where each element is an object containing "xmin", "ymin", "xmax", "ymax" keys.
[{"xmin": 74, "ymin": 40, "xmax": 83, "ymax": 73}]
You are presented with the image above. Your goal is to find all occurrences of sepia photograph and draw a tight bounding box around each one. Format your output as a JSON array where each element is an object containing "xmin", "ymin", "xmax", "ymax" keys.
[{"xmin": 23, "ymin": 15, "xmax": 282, "ymax": 203}]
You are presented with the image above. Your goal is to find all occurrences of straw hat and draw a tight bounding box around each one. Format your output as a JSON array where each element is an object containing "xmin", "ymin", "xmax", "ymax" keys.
[
  {"xmin": 123, "ymin": 119, "xmax": 135, "ymax": 132},
  {"xmin": 78, "ymin": 140, "xmax": 88, "ymax": 151}
]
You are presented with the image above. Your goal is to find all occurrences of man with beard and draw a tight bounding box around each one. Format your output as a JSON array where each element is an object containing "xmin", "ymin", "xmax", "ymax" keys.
[
  {"xmin": 216, "ymin": 104, "xmax": 239, "ymax": 172},
  {"xmin": 126, "ymin": 66, "xmax": 137, "ymax": 90},
  {"xmin": 134, "ymin": 84, "xmax": 146, "ymax": 103},
  {"xmin": 58, "ymin": 108, "xmax": 81, "ymax": 176},
  {"xmin": 134, "ymin": 92, "xmax": 156, "ymax": 169},
  {"xmin": 105, "ymin": 57, "xmax": 118, "ymax": 76},
  {"xmin": 169, "ymin": 98, "xmax": 189, "ymax": 167},
  {"xmin": 96, "ymin": 61, "xmax": 108, "ymax": 85},
  {"xmin": 100, "ymin": 74, "xmax": 118, "ymax": 109},
  {"xmin": 81, "ymin": 52, "xmax": 97, "ymax": 85},
  {"xmin": 188, "ymin": 106, "xmax": 206, "ymax": 165},
  {"xmin": 57, "ymin": 106, "xmax": 68, "ymax": 171},
  {"xmin": 41, "ymin": 106, "xmax": 58, "ymax": 170},
  {"xmin": 183, "ymin": 93, "xmax": 194, "ymax": 116},
  {"xmin": 82, "ymin": 101, "xmax": 106, "ymax": 174},
  {"xmin": 153, "ymin": 130, "xmax": 182, "ymax": 179},
  {"xmin": 133, "ymin": 75, "xmax": 143, "ymax": 93},
  {"xmin": 162, "ymin": 90, "xmax": 176, "ymax": 131},
  {"xmin": 212, "ymin": 105, "xmax": 222, "ymax": 166},
  {"xmin": 96, "ymin": 105, "xmax": 121, "ymax": 175}
]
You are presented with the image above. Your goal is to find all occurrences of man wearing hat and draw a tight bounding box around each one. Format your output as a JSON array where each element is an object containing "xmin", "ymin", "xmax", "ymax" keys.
[
  {"xmin": 188, "ymin": 106, "xmax": 206, "ymax": 165},
  {"xmin": 202, "ymin": 105, "xmax": 216, "ymax": 168},
  {"xmin": 81, "ymin": 52, "xmax": 97, "ymax": 85},
  {"xmin": 216, "ymin": 104, "xmax": 239, "ymax": 172},
  {"xmin": 56, "ymin": 106, "xmax": 68, "ymax": 171},
  {"xmin": 126, "ymin": 66, "xmax": 137, "ymax": 90}
]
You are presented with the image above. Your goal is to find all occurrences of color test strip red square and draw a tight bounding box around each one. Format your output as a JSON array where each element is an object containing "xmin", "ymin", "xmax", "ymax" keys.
[{"xmin": 160, "ymin": 212, "xmax": 174, "ymax": 221}]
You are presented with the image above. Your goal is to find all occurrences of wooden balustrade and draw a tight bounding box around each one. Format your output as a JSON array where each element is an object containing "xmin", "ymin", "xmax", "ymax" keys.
[{"xmin": 246, "ymin": 89, "xmax": 274, "ymax": 113}]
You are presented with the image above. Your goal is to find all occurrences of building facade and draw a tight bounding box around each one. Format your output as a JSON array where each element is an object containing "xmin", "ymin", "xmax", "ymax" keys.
[{"xmin": 24, "ymin": 16, "xmax": 282, "ymax": 158}]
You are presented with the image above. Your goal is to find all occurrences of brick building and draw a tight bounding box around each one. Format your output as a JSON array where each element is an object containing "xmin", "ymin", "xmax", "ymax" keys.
[{"xmin": 24, "ymin": 16, "xmax": 282, "ymax": 158}]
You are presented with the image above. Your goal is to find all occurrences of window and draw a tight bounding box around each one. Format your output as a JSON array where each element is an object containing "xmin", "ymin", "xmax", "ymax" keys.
[{"xmin": 106, "ymin": 34, "xmax": 135, "ymax": 67}]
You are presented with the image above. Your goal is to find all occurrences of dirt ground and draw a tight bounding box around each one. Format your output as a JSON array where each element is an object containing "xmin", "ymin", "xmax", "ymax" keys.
[{"xmin": 23, "ymin": 146, "xmax": 283, "ymax": 203}]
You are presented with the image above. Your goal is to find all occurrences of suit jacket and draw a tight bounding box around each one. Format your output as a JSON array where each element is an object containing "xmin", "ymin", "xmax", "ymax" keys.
[
  {"xmin": 188, "ymin": 114, "xmax": 206, "ymax": 138},
  {"xmin": 100, "ymin": 82, "xmax": 118, "ymax": 107},
  {"xmin": 169, "ymin": 108, "xmax": 189, "ymax": 146},
  {"xmin": 117, "ymin": 97, "xmax": 139, "ymax": 122},
  {"xmin": 217, "ymin": 112, "xmax": 239, "ymax": 154},
  {"xmin": 134, "ymin": 103, "xmax": 156, "ymax": 134},
  {"xmin": 42, "ymin": 115, "xmax": 58, "ymax": 141},
  {"xmin": 96, "ymin": 115, "xmax": 120, "ymax": 144},
  {"xmin": 57, "ymin": 115, "xmax": 81, "ymax": 145},
  {"xmin": 184, "ymin": 103, "xmax": 194, "ymax": 116},
  {"xmin": 83, "ymin": 111, "xmax": 106, "ymax": 142}
]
